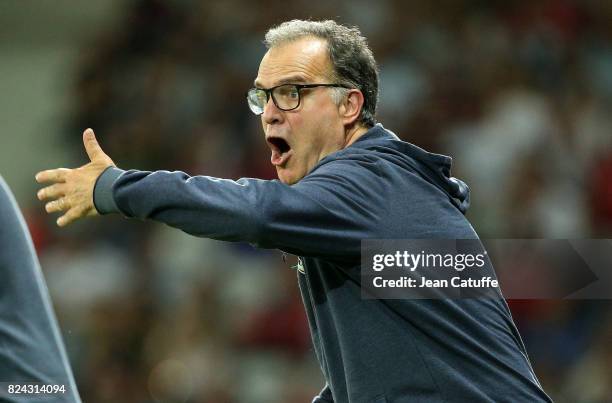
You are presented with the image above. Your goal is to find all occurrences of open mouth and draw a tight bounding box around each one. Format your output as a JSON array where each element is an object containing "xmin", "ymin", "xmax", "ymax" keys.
[{"xmin": 267, "ymin": 137, "xmax": 293, "ymax": 167}]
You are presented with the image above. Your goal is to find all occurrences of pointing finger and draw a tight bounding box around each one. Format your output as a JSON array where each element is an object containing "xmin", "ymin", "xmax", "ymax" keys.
[
  {"xmin": 37, "ymin": 184, "xmax": 65, "ymax": 201},
  {"xmin": 35, "ymin": 168, "xmax": 70, "ymax": 184}
]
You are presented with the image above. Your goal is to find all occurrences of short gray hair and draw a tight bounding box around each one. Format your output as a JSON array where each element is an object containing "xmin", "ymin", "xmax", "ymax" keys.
[{"xmin": 264, "ymin": 20, "xmax": 379, "ymax": 128}]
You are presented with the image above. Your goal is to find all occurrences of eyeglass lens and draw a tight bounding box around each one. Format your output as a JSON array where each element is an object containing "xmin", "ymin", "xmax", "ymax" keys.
[{"xmin": 247, "ymin": 85, "xmax": 300, "ymax": 114}]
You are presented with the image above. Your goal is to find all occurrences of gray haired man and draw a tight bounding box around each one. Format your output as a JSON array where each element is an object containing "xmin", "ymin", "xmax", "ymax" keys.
[{"xmin": 36, "ymin": 20, "xmax": 552, "ymax": 402}]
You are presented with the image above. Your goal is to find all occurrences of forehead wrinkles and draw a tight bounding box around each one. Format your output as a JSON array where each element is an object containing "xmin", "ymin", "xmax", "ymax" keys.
[{"xmin": 256, "ymin": 39, "xmax": 333, "ymax": 87}]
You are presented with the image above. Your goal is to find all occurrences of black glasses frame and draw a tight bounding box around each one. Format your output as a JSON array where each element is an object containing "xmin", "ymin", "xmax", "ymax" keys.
[{"xmin": 246, "ymin": 83, "xmax": 353, "ymax": 115}]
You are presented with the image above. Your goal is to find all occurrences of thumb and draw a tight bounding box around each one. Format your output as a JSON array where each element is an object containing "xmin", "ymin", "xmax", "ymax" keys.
[{"xmin": 83, "ymin": 128, "xmax": 110, "ymax": 162}]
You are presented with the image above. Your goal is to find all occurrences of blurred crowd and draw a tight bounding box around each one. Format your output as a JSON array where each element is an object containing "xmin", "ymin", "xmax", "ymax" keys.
[{"xmin": 23, "ymin": 0, "xmax": 612, "ymax": 402}]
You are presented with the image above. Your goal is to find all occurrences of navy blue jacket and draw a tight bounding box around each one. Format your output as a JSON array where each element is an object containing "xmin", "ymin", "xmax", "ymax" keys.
[{"xmin": 95, "ymin": 124, "xmax": 552, "ymax": 403}]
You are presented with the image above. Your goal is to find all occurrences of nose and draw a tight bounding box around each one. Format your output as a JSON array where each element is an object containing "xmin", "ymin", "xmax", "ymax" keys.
[{"xmin": 261, "ymin": 94, "xmax": 283, "ymax": 125}]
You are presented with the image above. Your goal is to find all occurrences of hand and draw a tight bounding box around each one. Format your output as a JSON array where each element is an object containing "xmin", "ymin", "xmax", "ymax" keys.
[{"xmin": 36, "ymin": 128, "xmax": 115, "ymax": 227}]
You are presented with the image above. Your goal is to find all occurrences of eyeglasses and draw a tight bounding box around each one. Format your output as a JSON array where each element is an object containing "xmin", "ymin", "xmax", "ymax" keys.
[{"xmin": 246, "ymin": 83, "xmax": 351, "ymax": 115}]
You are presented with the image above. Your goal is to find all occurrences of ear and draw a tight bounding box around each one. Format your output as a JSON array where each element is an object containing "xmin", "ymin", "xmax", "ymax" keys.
[{"xmin": 339, "ymin": 89, "xmax": 365, "ymax": 127}]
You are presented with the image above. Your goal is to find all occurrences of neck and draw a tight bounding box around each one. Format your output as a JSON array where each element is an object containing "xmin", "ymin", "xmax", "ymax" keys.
[{"xmin": 343, "ymin": 124, "xmax": 369, "ymax": 149}]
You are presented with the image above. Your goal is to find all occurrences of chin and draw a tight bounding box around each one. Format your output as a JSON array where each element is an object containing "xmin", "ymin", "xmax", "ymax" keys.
[
  {"xmin": 276, "ymin": 169, "xmax": 301, "ymax": 185},
  {"xmin": 277, "ymin": 174, "xmax": 296, "ymax": 185}
]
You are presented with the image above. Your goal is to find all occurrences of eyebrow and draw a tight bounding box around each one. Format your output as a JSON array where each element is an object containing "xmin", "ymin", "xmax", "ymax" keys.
[{"xmin": 253, "ymin": 75, "xmax": 309, "ymax": 88}]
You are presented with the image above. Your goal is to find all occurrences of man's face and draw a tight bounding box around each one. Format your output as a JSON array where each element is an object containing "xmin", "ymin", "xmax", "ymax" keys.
[{"xmin": 254, "ymin": 37, "xmax": 346, "ymax": 184}]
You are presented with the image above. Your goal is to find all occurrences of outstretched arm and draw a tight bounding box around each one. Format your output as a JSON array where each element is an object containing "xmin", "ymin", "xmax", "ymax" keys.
[{"xmin": 36, "ymin": 129, "xmax": 381, "ymax": 259}]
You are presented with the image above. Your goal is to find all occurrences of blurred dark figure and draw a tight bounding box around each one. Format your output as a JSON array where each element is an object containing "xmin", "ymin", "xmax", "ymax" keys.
[{"xmin": 0, "ymin": 176, "xmax": 81, "ymax": 402}]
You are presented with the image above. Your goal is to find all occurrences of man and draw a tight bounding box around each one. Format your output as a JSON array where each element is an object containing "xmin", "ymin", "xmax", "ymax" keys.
[
  {"xmin": 0, "ymin": 176, "xmax": 81, "ymax": 402},
  {"xmin": 36, "ymin": 20, "xmax": 552, "ymax": 402}
]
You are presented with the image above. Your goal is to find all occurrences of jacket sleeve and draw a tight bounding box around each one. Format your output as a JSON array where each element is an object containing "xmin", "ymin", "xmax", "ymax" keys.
[{"xmin": 94, "ymin": 157, "xmax": 383, "ymax": 260}]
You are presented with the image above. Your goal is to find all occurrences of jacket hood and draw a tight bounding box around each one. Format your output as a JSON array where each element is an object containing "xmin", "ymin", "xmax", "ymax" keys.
[{"xmin": 339, "ymin": 124, "xmax": 471, "ymax": 214}]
